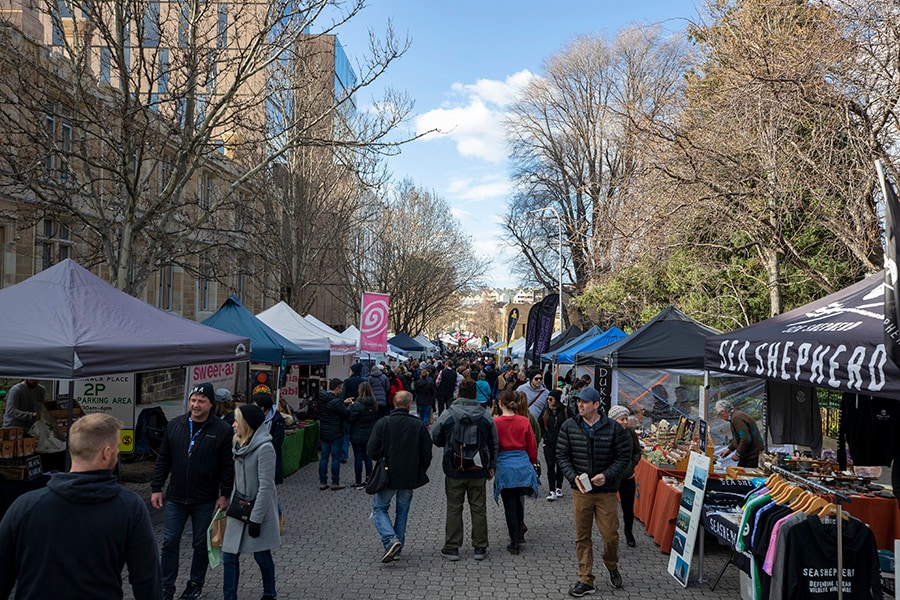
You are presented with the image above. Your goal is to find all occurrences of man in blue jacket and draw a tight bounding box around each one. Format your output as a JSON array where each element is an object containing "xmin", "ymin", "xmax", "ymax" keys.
[
  {"xmin": 0, "ymin": 413, "xmax": 161, "ymax": 600},
  {"xmin": 557, "ymin": 386, "xmax": 631, "ymax": 598},
  {"xmin": 151, "ymin": 383, "xmax": 234, "ymax": 600}
]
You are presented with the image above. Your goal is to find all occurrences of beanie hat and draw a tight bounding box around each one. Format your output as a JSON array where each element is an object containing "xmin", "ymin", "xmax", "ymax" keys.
[
  {"xmin": 350, "ymin": 363, "xmax": 362, "ymax": 375},
  {"xmin": 239, "ymin": 403, "xmax": 266, "ymax": 432},
  {"xmin": 548, "ymin": 389, "xmax": 563, "ymax": 402},
  {"xmin": 189, "ymin": 382, "xmax": 215, "ymax": 404},
  {"xmin": 608, "ymin": 405, "xmax": 630, "ymax": 421}
]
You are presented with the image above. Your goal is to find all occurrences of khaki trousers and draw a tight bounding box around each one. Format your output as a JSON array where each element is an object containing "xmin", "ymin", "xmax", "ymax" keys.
[{"xmin": 572, "ymin": 489, "xmax": 619, "ymax": 585}]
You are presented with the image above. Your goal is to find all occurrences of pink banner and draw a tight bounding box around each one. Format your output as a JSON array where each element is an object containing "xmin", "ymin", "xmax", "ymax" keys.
[{"xmin": 360, "ymin": 292, "xmax": 390, "ymax": 353}]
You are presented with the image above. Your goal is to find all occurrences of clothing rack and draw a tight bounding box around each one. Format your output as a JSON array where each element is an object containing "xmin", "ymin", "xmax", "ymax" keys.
[{"xmin": 769, "ymin": 466, "xmax": 852, "ymax": 600}]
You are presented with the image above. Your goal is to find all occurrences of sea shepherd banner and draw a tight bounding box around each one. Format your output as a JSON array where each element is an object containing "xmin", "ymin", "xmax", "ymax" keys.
[
  {"xmin": 524, "ymin": 294, "xmax": 559, "ymax": 363},
  {"xmin": 704, "ymin": 272, "xmax": 900, "ymax": 400},
  {"xmin": 524, "ymin": 302, "xmax": 540, "ymax": 361},
  {"xmin": 877, "ymin": 160, "xmax": 900, "ymax": 368}
]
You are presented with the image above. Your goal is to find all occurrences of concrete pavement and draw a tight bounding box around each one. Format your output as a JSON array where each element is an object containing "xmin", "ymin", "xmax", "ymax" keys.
[{"xmin": 129, "ymin": 438, "xmax": 743, "ymax": 600}]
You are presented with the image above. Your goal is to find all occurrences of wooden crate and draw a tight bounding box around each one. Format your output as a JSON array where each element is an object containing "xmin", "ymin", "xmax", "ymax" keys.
[
  {"xmin": 0, "ymin": 454, "xmax": 42, "ymax": 480},
  {"xmin": 39, "ymin": 400, "xmax": 84, "ymax": 440}
]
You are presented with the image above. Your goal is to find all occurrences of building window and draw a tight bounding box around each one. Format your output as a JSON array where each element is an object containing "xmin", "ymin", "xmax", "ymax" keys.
[
  {"xmin": 60, "ymin": 119, "xmax": 72, "ymax": 180},
  {"xmin": 157, "ymin": 265, "xmax": 173, "ymax": 310},
  {"xmin": 158, "ymin": 48, "xmax": 169, "ymax": 94},
  {"xmin": 100, "ymin": 47, "xmax": 111, "ymax": 83},
  {"xmin": 45, "ymin": 110, "xmax": 56, "ymax": 173},
  {"xmin": 217, "ymin": 3, "xmax": 227, "ymax": 48},
  {"xmin": 143, "ymin": 0, "xmax": 159, "ymax": 47},
  {"xmin": 198, "ymin": 261, "xmax": 211, "ymax": 311},
  {"xmin": 178, "ymin": 0, "xmax": 189, "ymax": 47},
  {"xmin": 39, "ymin": 219, "xmax": 73, "ymax": 270},
  {"xmin": 200, "ymin": 172, "xmax": 213, "ymax": 209},
  {"xmin": 159, "ymin": 158, "xmax": 172, "ymax": 195},
  {"xmin": 51, "ymin": 0, "xmax": 72, "ymax": 46}
]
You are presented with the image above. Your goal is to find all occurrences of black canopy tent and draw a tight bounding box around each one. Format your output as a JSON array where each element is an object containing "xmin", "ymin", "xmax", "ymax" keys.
[
  {"xmin": 704, "ymin": 272, "xmax": 900, "ymax": 400},
  {"xmin": 578, "ymin": 306, "xmax": 719, "ymax": 369},
  {"xmin": 387, "ymin": 333, "xmax": 426, "ymax": 352}
]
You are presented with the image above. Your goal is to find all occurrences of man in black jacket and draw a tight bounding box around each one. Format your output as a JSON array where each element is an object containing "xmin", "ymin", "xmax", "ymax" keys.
[
  {"xmin": 151, "ymin": 382, "xmax": 234, "ymax": 600},
  {"xmin": 0, "ymin": 413, "xmax": 161, "ymax": 600},
  {"xmin": 367, "ymin": 391, "xmax": 433, "ymax": 563},
  {"xmin": 557, "ymin": 386, "xmax": 631, "ymax": 598},
  {"xmin": 318, "ymin": 378, "xmax": 351, "ymax": 490},
  {"xmin": 435, "ymin": 360, "xmax": 457, "ymax": 416}
]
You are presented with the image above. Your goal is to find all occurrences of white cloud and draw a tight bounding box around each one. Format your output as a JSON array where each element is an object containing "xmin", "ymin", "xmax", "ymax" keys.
[
  {"xmin": 450, "ymin": 207, "xmax": 472, "ymax": 220},
  {"xmin": 413, "ymin": 70, "xmax": 536, "ymax": 164}
]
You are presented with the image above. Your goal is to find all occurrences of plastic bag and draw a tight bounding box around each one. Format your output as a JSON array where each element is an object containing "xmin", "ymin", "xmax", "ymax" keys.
[
  {"xmin": 207, "ymin": 509, "xmax": 226, "ymax": 568},
  {"xmin": 27, "ymin": 421, "xmax": 66, "ymax": 453}
]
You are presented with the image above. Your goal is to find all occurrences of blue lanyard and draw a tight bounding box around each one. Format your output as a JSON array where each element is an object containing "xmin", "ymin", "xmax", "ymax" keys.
[{"xmin": 188, "ymin": 420, "xmax": 203, "ymax": 455}]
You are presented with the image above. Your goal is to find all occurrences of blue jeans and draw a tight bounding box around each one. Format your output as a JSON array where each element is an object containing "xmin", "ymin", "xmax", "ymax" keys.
[
  {"xmin": 352, "ymin": 441, "xmax": 373, "ymax": 485},
  {"xmin": 160, "ymin": 500, "xmax": 215, "ymax": 595},
  {"xmin": 418, "ymin": 405, "xmax": 432, "ymax": 427},
  {"xmin": 223, "ymin": 550, "xmax": 276, "ymax": 600},
  {"xmin": 371, "ymin": 488, "xmax": 413, "ymax": 550},
  {"xmin": 319, "ymin": 439, "xmax": 343, "ymax": 485}
]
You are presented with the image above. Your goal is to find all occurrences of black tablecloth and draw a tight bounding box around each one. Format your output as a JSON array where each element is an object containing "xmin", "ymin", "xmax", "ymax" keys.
[{"xmin": 701, "ymin": 505, "xmax": 751, "ymax": 574}]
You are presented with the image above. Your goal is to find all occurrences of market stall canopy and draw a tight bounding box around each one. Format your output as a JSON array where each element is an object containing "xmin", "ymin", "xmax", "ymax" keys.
[
  {"xmin": 302, "ymin": 314, "xmax": 358, "ymax": 355},
  {"xmin": 203, "ymin": 296, "xmax": 328, "ymax": 365},
  {"xmin": 0, "ymin": 259, "xmax": 250, "ymax": 378},
  {"xmin": 341, "ymin": 325, "xmax": 361, "ymax": 350},
  {"xmin": 577, "ymin": 306, "xmax": 719, "ymax": 369},
  {"xmin": 704, "ymin": 271, "xmax": 900, "ymax": 399},
  {"xmin": 413, "ymin": 335, "xmax": 438, "ymax": 355},
  {"xmin": 535, "ymin": 325, "xmax": 583, "ymax": 362},
  {"xmin": 542, "ymin": 325, "xmax": 602, "ymax": 363},
  {"xmin": 388, "ymin": 332, "xmax": 426, "ymax": 352},
  {"xmin": 557, "ymin": 327, "xmax": 628, "ymax": 364},
  {"xmin": 255, "ymin": 302, "xmax": 331, "ymax": 352}
]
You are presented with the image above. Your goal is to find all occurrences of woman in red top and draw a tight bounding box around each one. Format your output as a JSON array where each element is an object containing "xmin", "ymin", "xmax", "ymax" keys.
[{"xmin": 493, "ymin": 389, "xmax": 539, "ymax": 555}]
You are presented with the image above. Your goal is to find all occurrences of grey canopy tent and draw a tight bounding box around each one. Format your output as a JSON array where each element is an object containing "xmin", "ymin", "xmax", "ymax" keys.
[{"xmin": 0, "ymin": 259, "xmax": 250, "ymax": 379}]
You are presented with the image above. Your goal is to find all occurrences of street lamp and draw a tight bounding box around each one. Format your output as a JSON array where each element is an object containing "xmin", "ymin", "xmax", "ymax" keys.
[{"xmin": 527, "ymin": 207, "xmax": 563, "ymax": 333}]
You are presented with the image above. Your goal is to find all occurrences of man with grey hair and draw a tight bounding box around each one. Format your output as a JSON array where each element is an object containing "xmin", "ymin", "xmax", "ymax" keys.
[
  {"xmin": 0, "ymin": 413, "xmax": 161, "ymax": 599},
  {"xmin": 716, "ymin": 400, "xmax": 764, "ymax": 467}
]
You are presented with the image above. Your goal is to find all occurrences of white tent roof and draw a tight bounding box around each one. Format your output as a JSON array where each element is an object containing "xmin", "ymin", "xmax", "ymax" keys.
[
  {"xmin": 255, "ymin": 302, "xmax": 331, "ymax": 351},
  {"xmin": 301, "ymin": 314, "xmax": 357, "ymax": 355}
]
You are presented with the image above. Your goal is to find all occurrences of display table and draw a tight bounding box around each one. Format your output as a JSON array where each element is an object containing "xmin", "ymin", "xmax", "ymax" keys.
[
  {"xmin": 634, "ymin": 458, "xmax": 685, "ymax": 529},
  {"xmin": 282, "ymin": 421, "xmax": 320, "ymax": 478},
  {"xmin": 841, "ymin": 494, "xmax": 900, "ymax": 550},
  {"xmin": 646, "ymin": 479, "xmax": 683, "ymax": 553}
]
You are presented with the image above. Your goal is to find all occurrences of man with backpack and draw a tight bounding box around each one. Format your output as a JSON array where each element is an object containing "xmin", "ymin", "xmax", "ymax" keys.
[{"xmin": 432, "ymin": 379, "xmax": 499, "ymax": 561}]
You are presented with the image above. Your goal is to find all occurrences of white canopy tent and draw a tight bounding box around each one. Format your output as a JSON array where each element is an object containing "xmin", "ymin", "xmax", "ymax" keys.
[
  {"xmin": 413, "ymin": 334, "xmax": 439, "ymax": 356},
  {"xmin": 302, "ymin": 314, "xmax": 358, "ymax": 355},
  {"xmin": 255, "ymin": 302, "xmax": 331, "ymax": 351}
]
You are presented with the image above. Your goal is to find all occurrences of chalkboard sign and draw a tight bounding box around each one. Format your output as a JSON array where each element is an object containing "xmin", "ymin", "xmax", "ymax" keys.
[{"xmin": 594, "ymin": 366, "xmax": 612, "ymax": 408}]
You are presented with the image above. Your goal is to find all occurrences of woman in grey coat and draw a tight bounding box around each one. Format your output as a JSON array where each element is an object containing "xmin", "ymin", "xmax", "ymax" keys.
[{"xmin": 222, "ymin": 404, "xmax": 280, "ymax": 600}]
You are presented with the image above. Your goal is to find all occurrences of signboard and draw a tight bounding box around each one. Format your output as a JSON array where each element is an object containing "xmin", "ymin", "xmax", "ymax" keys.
[
  {"xmin": 74, "ymin": 374, "xmax": 136, "ymax": 452},
  {"xmin": 667, "ymin": 451, "xmax": 711, "ymax": 587},
  {"xmin": 279, "ymin": 365, "xmax": 301, "ymax": 409},
  {"xmin": 595, "ymin": 366, "xmax": 612, "ymax": 408},
  {"xmin": 360, "ymin": 292, "xmax": 390, "ymax": 353}
]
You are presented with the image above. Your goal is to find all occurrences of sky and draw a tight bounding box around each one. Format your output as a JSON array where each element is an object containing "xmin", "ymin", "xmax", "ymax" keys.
[{"xmin": 328, "ymin": 1, "xmax": 702, "ymax": 289}]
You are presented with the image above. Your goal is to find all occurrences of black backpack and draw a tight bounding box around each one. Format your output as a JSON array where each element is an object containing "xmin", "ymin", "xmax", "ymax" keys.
[{"xmin": 450, "ymin": 415, "xmax": 486, "ymax": 472}]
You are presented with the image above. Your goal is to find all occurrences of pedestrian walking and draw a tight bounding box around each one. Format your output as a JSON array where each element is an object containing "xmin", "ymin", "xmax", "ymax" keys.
[
  {"xmin": 366, "ymin": 391, "xmax": 433, "ymax": 563},
  {"xmin": 557, "ymin": 386, "xmax": 631, "ymax": 597},
  {"xmin": 348, "ymin": 381, "xmax": 378, "ymax": 488},
  {"xmin": 540, "ymin": 389, "xmax": 574, "ymax": 501},
  {"xmin": 151, "ymin": 382, "xmax": 234, "ymax": 600},
  {"xmin": 318, "ymin": 378, "xmax": 352, "ymax": 490},
  {"xmin": 608, "ymin": 404, "xmax": 641, "ymax": 547},
  {"xmin": 222, "ymin": 404, "xmax": 281, "ymax": 600}
]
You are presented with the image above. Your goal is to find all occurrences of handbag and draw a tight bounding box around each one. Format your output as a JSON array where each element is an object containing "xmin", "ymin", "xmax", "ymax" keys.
[
  {"xmin": 365, "ymin": 417, "xmax": 391, "ymax": 495},
  {"xmin": 206, "ymin": 509, "xmax": 226, "ymax": 569},
  {"xmin": 226, "ymin": 493, "xmax": 256, "ymax": 522}
]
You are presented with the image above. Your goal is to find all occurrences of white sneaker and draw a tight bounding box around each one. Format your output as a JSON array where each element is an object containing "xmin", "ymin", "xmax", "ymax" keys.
[
  {"xmin": 546, "ymin": 491, "xmax": 557, "ymax": 501},
  {"xmin": 555, "ymin": 488, "xmax": 563, "ymax": 497}
]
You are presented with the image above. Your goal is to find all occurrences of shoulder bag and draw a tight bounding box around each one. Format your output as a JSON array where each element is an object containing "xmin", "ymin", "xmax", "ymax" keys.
[{"xmin": 365, "ymin": 417, "xmax": 391, "ymax": 495}]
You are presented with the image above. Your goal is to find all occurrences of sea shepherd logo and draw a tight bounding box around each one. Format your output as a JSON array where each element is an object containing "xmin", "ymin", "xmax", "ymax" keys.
[{"xmin": 713, "ymin": 283, "xmax": 888, "ymax": 394}]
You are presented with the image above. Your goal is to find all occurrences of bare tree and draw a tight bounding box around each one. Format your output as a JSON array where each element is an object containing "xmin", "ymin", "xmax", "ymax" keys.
[
  {"xmin": 0, "ymin": 0, "xmax": 416, "ymax": 298},
  {"xmin": 347, "ymin": 181, "xmax": 487, "ymax": 335},
  {"xmin": 501, "ymin": 27, "xmax": 689, "ymax": 325}
]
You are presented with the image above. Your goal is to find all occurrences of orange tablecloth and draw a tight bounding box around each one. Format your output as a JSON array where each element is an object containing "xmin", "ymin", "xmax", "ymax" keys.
[
  {"xmin": 842, "ymin": 494, "xmax": 900, "ymax": 550},
  {"xmin": 634, "ymin": 458, "xmax": 685, "ymax": 533},
  {"xmin": 647, "ymin": 480, "xmax": 682, "ymax": 553}
]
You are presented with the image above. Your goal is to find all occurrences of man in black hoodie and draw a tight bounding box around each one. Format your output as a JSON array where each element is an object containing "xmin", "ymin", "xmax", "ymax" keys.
[
  {"xmin": 151, "ymin": 382, "xmax": 234, "ymax": 600},
  {"xmin": 0, "ymin": 413, "xmax": 161, "ymax": 600}
]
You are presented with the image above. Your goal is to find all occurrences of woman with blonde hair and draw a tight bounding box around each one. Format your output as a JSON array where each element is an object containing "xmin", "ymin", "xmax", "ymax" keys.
[
  {"xmin": 493, "ymin": 389, "xmax": 539, "ymax": 555},
  {"xmin": 222, "ymin": 404, "xmax": 280, "ymax": 600}
]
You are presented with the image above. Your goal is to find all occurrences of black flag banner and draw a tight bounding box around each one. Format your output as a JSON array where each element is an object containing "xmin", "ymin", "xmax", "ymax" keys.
[
  {"xmin": 532, "ymin": 293, "xmax": 560, "ymax": 362},
  {"xmin": 506, "ymin": 308, "xmax": 519, "ymax": 344},
  {"xmin": 524, "ymin": 302, "xmax": 540, "ymax": 362},
  {"xmin": 877, "ymin": 160, "xmax": 900, "ymax": 367}
]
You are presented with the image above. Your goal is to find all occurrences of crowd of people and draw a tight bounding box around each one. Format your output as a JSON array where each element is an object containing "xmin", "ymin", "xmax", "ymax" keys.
[{"xmin": 0, "ymin": 350, "xmax": 645, "ymax": 599}]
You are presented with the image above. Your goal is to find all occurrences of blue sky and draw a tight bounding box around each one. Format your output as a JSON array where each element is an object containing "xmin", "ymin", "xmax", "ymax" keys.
[{"xmin": 331, "ymin": 1, "xmax": 701, "ymax": 288}]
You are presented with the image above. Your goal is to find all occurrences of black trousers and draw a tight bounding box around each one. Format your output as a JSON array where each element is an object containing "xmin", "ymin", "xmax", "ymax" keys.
[
  {"xmin": 436, "ymin": 394, "xmax": 452, "ymax": 415},
  {"xmin": 500, "ymin": 487, "xmax": 528, "ymax": 543},
  {"xmin": 543, "ymin": 444, "xmax": 564, "ymax": 490},
  {"xmin": 619, "ymin": 476, "xmax": 636, "ymax": 536}
]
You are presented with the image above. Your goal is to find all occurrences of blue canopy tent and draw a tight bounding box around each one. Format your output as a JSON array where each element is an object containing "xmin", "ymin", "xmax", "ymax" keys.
[
  {"xmin": 202, "ymin": 296, "xmax": 329, "ymax": 365},
  {"xmin": 541, "ymin": 325, "xmax": 603, "ymax": 363},
  {"xmin": 557, "ymin": 327, "xmax": 628, "ymax": 364}
]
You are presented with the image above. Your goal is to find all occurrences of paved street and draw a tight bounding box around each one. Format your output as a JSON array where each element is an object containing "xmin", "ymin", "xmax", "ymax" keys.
[{"xmin": 129, "ymin": 433, "xmax": 743, "ymax": 600}]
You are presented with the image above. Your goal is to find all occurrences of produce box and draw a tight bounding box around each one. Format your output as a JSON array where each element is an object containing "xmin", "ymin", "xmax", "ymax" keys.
[
  {"xmin": 0, "ymin": 454, "xmax": 42, "ymax": 480},
  {"xmin": 40, "ymin": 400, "xmax": 84, "ymax": 440}
]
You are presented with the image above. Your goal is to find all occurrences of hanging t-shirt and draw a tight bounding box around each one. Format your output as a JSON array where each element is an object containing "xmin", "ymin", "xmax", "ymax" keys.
[
  {"xmin": 837, "ymin": 393, "xmax": 899, "ymax": 468},
  {"xmin": 766, "ymin": 382, "xmax": 822, "ymax": 456}
]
